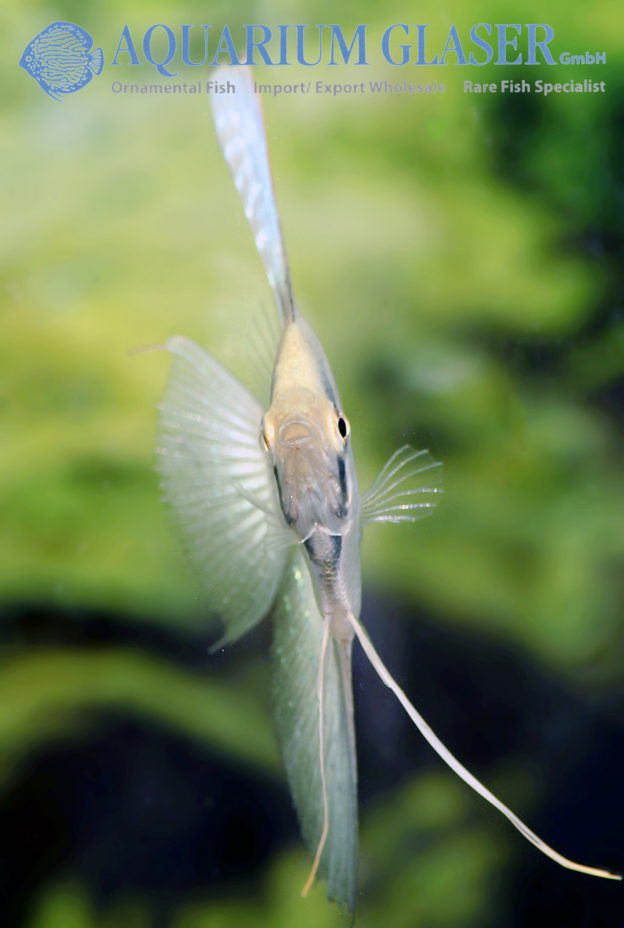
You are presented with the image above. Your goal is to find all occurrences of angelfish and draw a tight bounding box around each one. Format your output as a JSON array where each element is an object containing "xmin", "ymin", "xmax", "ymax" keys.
[{"xmin": 156, "ymin": 65, "xmax": 620, "ymax": 910}]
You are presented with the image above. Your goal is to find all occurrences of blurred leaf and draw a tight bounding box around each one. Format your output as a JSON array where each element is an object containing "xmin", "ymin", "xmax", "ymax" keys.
[
  {"xmin": 0, "ymin": 648, "xmax": 279, "ymax": 793},
  {"xmin": 28, "ymin": 884, "xmax": 95, "ymax": 928}
]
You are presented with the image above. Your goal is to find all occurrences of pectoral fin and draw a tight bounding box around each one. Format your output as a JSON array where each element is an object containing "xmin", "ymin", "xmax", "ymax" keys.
[
  {"xmin": 271, "ymin": 547, "xmax": 358, "ymax": 911},
  {"xmin": 157, "ymin": 336, "xmax": 293, "ymax": 647},
  {"xmin": 361, "ymin": 444, "xmax": 443, "ymax": 525}
]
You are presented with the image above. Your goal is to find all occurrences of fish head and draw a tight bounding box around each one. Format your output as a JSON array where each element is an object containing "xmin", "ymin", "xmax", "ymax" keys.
[
  {"xmin": 19, "ymin": 42, "xmax": 38, "ymax": 74},
  {"xmin": 262, "ymin": 317, "xmax": 356, "ymax": 539}
]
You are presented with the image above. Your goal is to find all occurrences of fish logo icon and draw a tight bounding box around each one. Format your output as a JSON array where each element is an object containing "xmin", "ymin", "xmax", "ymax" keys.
[{"xmin": 19, "ymin": 21, "xmax": 103, "ymax": 100}]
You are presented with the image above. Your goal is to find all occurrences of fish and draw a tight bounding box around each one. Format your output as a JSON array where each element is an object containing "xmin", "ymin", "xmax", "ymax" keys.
[
  {"xmin": 156, "ymin": 65, "xmax": 621, "ymax": 910},
  {"xmin": 19, "ymin": 21, "xmax": 103, "ymax": 101}
]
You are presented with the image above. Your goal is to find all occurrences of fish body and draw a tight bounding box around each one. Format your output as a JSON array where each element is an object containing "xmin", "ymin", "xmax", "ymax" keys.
[
  {"xmin": 265, "ymin": 315, "xmax": 361, "ymax": 626},
  {"xmin": 20, "ymin": 22, "xmax": 103, "ymax": 100},
  {"xmin": 157, "ymin": 64, "xmax": 619, "ymax": 912},
  {"xmin": 265, "ymin": 313, "xmax": 362, "ymax": 903}
]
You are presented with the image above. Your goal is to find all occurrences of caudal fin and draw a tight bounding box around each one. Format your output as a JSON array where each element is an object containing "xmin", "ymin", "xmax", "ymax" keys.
[{"xmin": 89, "ymin": 47, "xmax": 103, "ymax": 75}]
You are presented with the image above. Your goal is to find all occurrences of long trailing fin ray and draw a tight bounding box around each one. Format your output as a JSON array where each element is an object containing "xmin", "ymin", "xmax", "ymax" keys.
[
  {"xmin": 348, "ymin": 611, "xmax": 621, "ymax": 882},
  {"xmin": 361, "ymin": 444, "xmax": 443, "ymax": 525},
  {"xmin": 271, "ymin": 548, "xmax": 358, "ymax": 911},
  {"xmin": 157, "ymin": 336, "xmax": 294, "ymax": 648},
  {"xmin": 301, "ymin": 616, "xmax": 331, "ymax": 898},
  {"xmin": 210, "ymin": 65, "xmax": 295, "ymax": 324}
]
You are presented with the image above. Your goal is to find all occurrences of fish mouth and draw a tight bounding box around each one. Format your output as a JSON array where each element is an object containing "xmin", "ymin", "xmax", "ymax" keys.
[
  {"xmin": 272, "ymin": 421, "xmax": 349, "ymax": 537},
  {"xmin": 278, "ymin": 418, "xmax": 314, "ymax": 447}
]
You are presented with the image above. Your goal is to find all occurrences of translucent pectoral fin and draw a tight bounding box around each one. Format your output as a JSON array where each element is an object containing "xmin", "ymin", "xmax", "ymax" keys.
[
  {"xmin": 361, "ymin": 444, "xmax": 443, "ymax": 526},
  {"xmin": 348, "ymin": 611, "xmax": 621, "ymax": 882},
  {"xmin": 271, "ymin": 548, "xmax": 358, "ymax": 911},
  {"xmin": 157, "ymin": 336, "xmax": 294, "ymax": 647}
]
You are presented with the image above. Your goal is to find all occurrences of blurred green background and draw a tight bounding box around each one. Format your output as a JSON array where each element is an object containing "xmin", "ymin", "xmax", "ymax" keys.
[{"xmin": 2, "ymin": 1, "xmax": 623, "ymax": 926}]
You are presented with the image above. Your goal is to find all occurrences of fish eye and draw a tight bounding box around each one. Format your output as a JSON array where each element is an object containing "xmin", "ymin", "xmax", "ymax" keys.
[{"xmin": 337, "ymin": 414, "xmax": 349, "ymax": 441}]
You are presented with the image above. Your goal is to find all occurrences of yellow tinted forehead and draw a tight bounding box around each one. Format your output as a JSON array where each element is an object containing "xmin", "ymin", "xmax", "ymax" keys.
[{"xmin": 271, "ymin": 317, "xmax": 342, "ymax": 411}]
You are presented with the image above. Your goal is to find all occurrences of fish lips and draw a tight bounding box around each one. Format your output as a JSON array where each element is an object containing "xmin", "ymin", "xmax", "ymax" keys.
[{"xmin": 278, "ymin": 417, "xmax": 315, "ymax": 448}]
